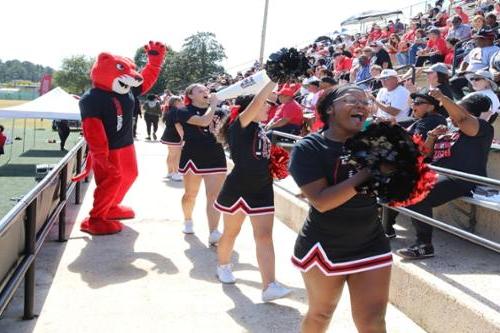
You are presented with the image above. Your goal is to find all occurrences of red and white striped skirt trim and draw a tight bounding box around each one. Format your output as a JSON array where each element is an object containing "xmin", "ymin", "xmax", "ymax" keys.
[
  {"xmin": 178, "ymin": 160, "xmax": 227, "ymax": 175},
  {"xmin": 161, "ymin": 140, "xmax": 183, "ymax": 147},
  {"xmin": 292, "ymin": 243, "xmax": 392, "ymax": 276},
  {"xmin": 214, "ymin": 197, "xmax": 274, "ymax": 216}
]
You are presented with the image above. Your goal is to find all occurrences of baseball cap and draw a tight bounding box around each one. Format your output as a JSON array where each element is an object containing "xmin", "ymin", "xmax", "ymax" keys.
[
  {"xmin": 472, "ymin": 27, "xmax": 496, "ymax": 39},
  {"xmin": 378, "ymin": 69, "xmax": 399, "ymax": 79},
  {"xmin": 410, "ymin": 88, "xmax": 440, "ymax": 108},
  {"xmin": 423, "ymin": 63, "xmax": 450, "ymax": 75}
]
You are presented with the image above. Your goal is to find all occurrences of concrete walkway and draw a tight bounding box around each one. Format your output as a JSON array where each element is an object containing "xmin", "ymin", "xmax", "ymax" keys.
[{"xmin": 0, "ymin": 128, "xmax": 425, "ymax": 332}]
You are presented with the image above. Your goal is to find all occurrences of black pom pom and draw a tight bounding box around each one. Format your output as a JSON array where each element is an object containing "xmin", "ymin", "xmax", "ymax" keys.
[
  {"xmin": 264, "ymin": 48, "xmax": 310, "ymax": 83},
  {"xmin": 345, "ymin": 123, "xmax": 422, "ymax": 203}
]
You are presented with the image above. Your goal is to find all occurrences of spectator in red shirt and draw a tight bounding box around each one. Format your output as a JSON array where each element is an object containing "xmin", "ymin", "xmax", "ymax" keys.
[
  {"xmin": 415, "ymin": 28, "xmax": 449, "ymax": 66},
  {"xmin": 454, "ymin": 6, "xmax": 469, "ymax": 24},
  {"xmin": 265, "ymin": 84, "xmax": 303, "ymax": 135},
  {"xmin": 397, "ymin": 21, "xmax": 418, "ymax": 65},
  {"xmin": 0, "ymin": 125, "xmax": 6, "ymax": 156},
  {"xmin": 368, "ymin": 25, "xmax": 383, "ymax": 42},
  {"xmin": 333, "ymin": 52, "xmax": 353, "ymax": 81}
]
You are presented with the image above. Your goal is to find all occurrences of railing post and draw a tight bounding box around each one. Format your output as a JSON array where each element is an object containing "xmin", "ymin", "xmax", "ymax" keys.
[
  {"xmin": 58, "ymin": 165, "xmax": 68, "ymax": 242},
  {"xmin": 23, "ymin": 200, "xmax": 36, "ymax": 320},
  {"xmin": 75, "ymin": 148, "xmax": 82, "ymax": 205}
]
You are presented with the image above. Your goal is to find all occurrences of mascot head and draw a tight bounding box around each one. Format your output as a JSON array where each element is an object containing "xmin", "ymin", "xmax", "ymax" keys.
[{"xmin": 90, "ymin": 53, "xmax": 144, "ymax": 94}]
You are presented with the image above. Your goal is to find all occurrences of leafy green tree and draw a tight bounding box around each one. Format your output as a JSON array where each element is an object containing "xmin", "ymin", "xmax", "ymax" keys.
[
  {"xmin": 132, "ymin": 32, "xmax": 227, "ymax": 95},
  {"xmin": 181, "ymin": 32, "xmax": 226, "ymax": 84},
  {"xmin": 53, "ymin": 55, "xmax": 93, "ymax": 95},
  {"xmin": 0, "ymin": 59, "xmax": 53, "ymax": 83}
]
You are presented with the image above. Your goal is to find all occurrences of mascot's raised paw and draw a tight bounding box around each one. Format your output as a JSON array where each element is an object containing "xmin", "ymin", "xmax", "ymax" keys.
[
  {"xmin": 80, "ymin": 217, "xmax": 123, "ymax": 236},
  {"xmin": 144, "ymin": 41, "xmax": 167, "ymax": 66}
]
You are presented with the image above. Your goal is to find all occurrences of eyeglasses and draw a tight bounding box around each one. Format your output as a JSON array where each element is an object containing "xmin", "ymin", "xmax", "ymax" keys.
[
  {"xmin": 411, "ymin": 100, "xmax": 430, "ymax": 105},
  {"xmin": 333, "ymin": 95, "xmax": 372, "ymax": 107}
]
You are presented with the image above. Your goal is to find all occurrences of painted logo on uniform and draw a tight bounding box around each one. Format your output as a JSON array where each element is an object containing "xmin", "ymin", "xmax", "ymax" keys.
[{"xmin": 253, "ymin": 127, "xmax": 271, "ymax": 160}]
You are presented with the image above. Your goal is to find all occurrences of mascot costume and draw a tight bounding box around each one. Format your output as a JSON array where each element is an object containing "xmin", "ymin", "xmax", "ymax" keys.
[{"xmin": 73, "ymin": 41, "xmax": 166, "ymax": 235}]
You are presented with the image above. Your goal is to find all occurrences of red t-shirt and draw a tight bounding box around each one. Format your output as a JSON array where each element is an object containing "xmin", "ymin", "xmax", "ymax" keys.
[
  {"xmin": 0, "ymin": 133, "xmax": 6, "ymax": 153},
  {"xmin": 369, "ymin": 30, "xmax": 382, "ymax": 41},
  {"xmin": 335, "ymin": 56, "xmax": 353, "ymax": 72},
  {"xmin": 427, "ymin": 37, "xmax": 449, "ymax": 55},
  {"xmin": 458, "ymin": 11, "xmax": 469, "ymax": 24},
  {"xmin": 265, "ymin": 105, "xmax": 278, "ymax": 124},
  {"xmin": 444, "ymin": 50, "xmax": 455, "ymax": 65},
  {"xmin": 274, "ymin": 100, "xmax": 303, "ymax": 126}
]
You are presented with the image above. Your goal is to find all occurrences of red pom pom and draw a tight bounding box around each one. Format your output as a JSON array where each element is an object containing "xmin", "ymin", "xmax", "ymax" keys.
[
  {"xmin": 228, "ymin": 106, "xmax": 240, "ymax": 125},
  {"xmin": 390, "ymin": 154, "xmax": 438, "ymax": 207},
  {"xmin": 269, "ymin": 145, "xmax": 289, "ymax": 180}
]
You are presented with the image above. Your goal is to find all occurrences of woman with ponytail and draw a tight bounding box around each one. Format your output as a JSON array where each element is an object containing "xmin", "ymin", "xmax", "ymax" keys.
[
  {"xmin": 176, "ymin": 84, "xmax": 227, "ymax": 245},
  {"xmin": 214, "ymin": 80, "xmax": 291, "ymax": 303}
]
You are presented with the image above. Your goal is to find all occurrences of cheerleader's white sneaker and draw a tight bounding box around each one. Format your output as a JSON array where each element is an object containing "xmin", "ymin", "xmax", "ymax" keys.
[
  {"xmin": 208, "ymin": 230, "xmax": 222, "ymax": 246},
  {"xmin": 171, "ymin": 173, "xmax": 183, "ymax": 182},
  {"xmin": 182, "ymin": 220, "xmax": 194, "ymax": 234},
  {"xmin": 262, "ymin": 282, "xmax": 291, "ymax": 302},
  {"xmin": 216, "ymin": 264, "xmax": 236, "ymax": 284}
]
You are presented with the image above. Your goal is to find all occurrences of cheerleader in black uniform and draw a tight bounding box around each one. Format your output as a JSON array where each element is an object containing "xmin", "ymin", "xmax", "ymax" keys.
[
  {"xmin": 214, "ymin": 80, "xmax": 291, "ymax": 302},
  {"xmin": 289, "ymin": 85, "xmax": 392, "ymax": 332},
  {"xmin": 176, "ymin": 84, "xmax": 227, "ymax": 245},
  {"xmin": 160, "ymin": 96, "xmax": 184, "ymax": 181}
]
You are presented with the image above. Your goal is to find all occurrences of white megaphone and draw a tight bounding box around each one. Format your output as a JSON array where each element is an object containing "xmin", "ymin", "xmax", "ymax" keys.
[{"xmin": 215, "ymin": 70, "xmax": 271, "ymax": 101}]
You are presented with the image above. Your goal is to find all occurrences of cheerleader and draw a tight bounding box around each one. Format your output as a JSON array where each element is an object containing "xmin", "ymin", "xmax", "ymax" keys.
[
  {"xmin": 289, "ymin": 85, "xmax": 392, "ymax": 332},
  {"xmin": 214, "ymin": 80, "xmax": 291, "ymax": 302},
  {"xmin": 176, "ymin": 84, "xmax": 226, "ymax": 245},
  {"xmin": 160, "ymin": 96, "xmax": 184, "ymax": 181}
]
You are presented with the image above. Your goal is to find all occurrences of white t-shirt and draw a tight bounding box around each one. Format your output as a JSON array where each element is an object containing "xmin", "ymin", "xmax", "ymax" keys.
[{"xmin": 375, "ymin": 85, "xmax": 412, "ymax": 122}]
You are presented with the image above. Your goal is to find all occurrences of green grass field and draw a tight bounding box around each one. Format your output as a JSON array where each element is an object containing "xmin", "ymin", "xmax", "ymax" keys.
[{"xmin": 0, "ymin": 100, "xmax": 82, "ymax": 219}]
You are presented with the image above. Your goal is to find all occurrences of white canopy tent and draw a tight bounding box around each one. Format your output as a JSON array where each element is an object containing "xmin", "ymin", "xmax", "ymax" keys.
[
  {"xmin": 0, "ymin": 87, "xmax": 80, "ymax": 120},
  {"xmin": 0, "ymin": 87, "xmax": 81, "ymax": 161}
]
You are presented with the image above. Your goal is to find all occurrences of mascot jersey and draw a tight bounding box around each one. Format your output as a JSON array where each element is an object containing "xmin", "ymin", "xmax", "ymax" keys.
[
  {"xmin": 74, "ymin": 41, "xmax": 166, "ymax": 236},
  {"xmin": 80, "ymin": 87, "xmax": 138, "ymax": 149}
]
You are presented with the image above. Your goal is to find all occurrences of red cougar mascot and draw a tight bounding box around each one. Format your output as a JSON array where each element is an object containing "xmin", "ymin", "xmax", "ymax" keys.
[{"xmin": 73, "ymin": 41, "xmax": 167, "ymax": 235}]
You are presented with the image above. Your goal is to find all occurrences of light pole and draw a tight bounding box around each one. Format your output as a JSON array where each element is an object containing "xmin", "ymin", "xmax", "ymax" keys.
[{"xmin": 259, "ymin": 0, "xmax": 270, "ymax": 65}]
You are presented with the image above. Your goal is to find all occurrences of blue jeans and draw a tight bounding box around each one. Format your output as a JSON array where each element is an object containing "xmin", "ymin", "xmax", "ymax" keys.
[
  {"xmin": 396, "ymin": 52, "xmax": 409, "ymax": 66},
  {"xmin": 409, "ymin": 44, "xmax": 425, "ymax": 65}
]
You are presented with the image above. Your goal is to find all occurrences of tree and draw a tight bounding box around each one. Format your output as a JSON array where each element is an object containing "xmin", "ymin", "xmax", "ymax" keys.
[
  {"xmin": 0, "ymin": 59, "xmax": 53, "ymax": 83},
  {"xmin": 53, "ymin": 55, "xmax": 93, "ymax": 95},
  {"xmin": 131, "ymin": 32, "xmax": 227, "ymax": 95},
  {"xmin": 181, "ymin": 32, "xmax": 226, "ymax": 83}
]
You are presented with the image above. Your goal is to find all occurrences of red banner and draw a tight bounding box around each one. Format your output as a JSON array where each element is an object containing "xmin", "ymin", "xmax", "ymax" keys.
[{"xmin": 39, "ymin": 74, "xmax": 52, "ymax": 96}]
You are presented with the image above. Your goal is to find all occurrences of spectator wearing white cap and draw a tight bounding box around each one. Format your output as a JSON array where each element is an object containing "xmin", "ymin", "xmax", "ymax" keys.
[
  {"xmin": 465, "ymin": 69, "xmax": 499, "ymax": 122},
  {"xmin": 406, "ymin": 63, "xmax": 454, "ymax": 117},
  {"xmin": 301, "ymin": 77, "xmax": 321, "ymax": 114},
  {"xmin": 369, "ymin": 69, "xmax": 412, "ymax": 125}
]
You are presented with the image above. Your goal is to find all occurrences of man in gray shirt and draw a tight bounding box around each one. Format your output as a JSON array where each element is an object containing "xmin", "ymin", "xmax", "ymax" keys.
[{"xmin": 450, "ymin": 28, "xmax": 500, "ymax": 99}]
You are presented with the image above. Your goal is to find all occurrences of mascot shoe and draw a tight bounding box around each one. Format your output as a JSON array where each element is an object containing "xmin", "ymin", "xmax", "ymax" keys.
[
  {"xmin": 80, "ymin": 217, "xmax": 123, "ymax": 235},
  {"xmin": 106, "ymin": 205, "xmax": 136, "ymax": 220}
]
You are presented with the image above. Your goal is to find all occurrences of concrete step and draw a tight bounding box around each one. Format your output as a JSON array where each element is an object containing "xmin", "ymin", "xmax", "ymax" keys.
[{"xmin": 274, "ymin": 178, "xmax": 500, "ymax": 333}]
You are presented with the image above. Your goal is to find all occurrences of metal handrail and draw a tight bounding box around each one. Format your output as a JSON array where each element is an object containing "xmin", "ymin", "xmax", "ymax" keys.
[
  {"xmin": 355, "ymin": 64, "xmax": 416, "ymax": 87},
  {"xmin": 0, "ymin": 139, "xmax": 85, "ymax": 238},
  {"xmin": 270, "ymin": 130, "xmax": 500, "ymax": 253},
  {"xmin": 0, "ymin": 138, "xmax": 86, "ymax": 319}
]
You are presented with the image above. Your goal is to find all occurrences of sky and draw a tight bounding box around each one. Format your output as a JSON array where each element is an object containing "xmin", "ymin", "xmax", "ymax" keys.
[{"xmin": 2, "ymin": 0, "xmax": 423, "ymax": 75}]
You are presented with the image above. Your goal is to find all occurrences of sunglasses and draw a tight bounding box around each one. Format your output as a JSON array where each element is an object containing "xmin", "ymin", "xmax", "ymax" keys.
[
  {"xmin": 469, "ymin": 77, "xmax": 485, "ymax": 81},
  {"xmin": 412, "ymin": 100, "xmax": 430, "ymax": 105}
]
